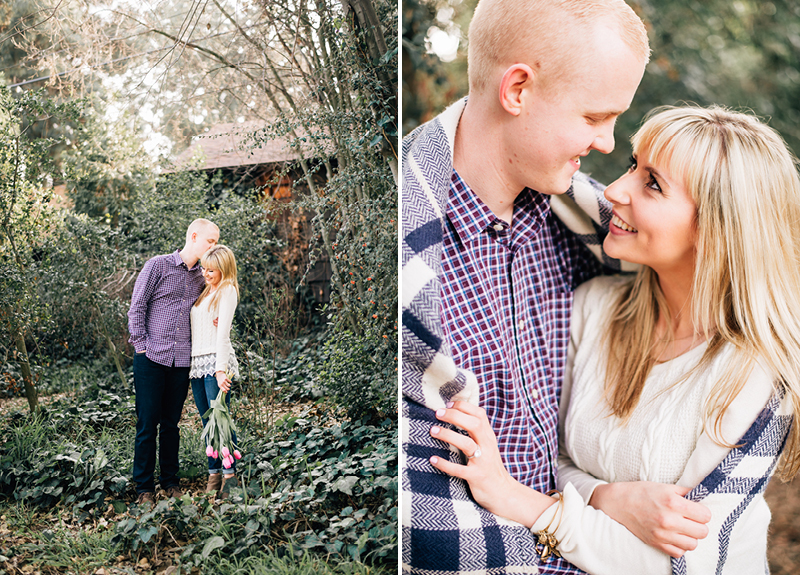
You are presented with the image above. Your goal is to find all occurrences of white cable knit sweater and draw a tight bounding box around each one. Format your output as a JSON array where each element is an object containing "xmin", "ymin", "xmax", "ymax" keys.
[
  {"xmin": 190, "ymin": 285, "xmax": 238, "ymax": 376},
  {"xmin": 529, "ymin": 275, "xmax": 788, "ymax": 575}
]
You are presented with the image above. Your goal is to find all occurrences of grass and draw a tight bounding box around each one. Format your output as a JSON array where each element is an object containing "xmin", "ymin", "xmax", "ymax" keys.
[
  {"xmin": 203, "ymin": 549, "xmax": 392, "ymax": 574},
  {"xmin": 0, "ymin": 500, "xmax": 392, "ymax": 575}
]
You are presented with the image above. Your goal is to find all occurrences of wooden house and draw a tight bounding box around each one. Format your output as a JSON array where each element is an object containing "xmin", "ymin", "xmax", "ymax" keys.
[{"xmin": 172, "ymin": 122, "xmax": 332, "ymax": 303}]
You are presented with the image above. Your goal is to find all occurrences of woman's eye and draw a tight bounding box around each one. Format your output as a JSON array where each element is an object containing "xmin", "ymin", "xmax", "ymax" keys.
[
  {"xmin": 627, "ymin": 155, "xmax": 637, "ymax": 172},
  {"xmin": 646, "ymin": 175, "xmax": 662, "ymax": 193}
]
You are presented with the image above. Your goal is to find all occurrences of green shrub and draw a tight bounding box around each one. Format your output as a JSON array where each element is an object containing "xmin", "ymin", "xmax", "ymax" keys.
[
  {"xmin": 319, "ymin": 331, "xmax": 397, "ymax": 423},
  {"xmin": 0, "ymin": 412, "xmax": 130, "ymax": 517}
]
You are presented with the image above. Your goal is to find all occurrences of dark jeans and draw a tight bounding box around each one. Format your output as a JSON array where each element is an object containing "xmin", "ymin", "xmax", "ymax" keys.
[
  {"xmin": 133, "ymin": 353, "xmax": 190, "ymax": 494},
  {"xmin": 191, "ymin": 374, "xmax": 237, "ymax": 474}
]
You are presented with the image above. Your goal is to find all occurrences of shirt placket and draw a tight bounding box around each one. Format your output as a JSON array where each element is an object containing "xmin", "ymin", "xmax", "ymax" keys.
[
  {"xmin": 499, "ymin": 218, "xmax": 558, "ymax": 492},
  {"xmin": 515, "ymin": 245, "xmax": 560, "ymax": 490}
]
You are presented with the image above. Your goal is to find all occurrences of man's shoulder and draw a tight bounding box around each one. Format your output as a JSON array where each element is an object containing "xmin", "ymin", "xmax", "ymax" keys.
[
  {"xmin": 149, "ymin": 251, "xmax": 180, "ymax": 265},
  {"xmin": 140, "ymin": 252, "xmax": 178, "ymax": 275},
  {"xmin": 402, "ymin": 114, "xmax": 447, "ymax": 165},
  {"xmin": 402, "ymin": 98, "xmax": 466, "ymax": 165}
]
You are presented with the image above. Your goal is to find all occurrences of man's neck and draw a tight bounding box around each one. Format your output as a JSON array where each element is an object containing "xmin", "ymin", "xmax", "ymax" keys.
[
  {"xmin": 453, "ymin": 100, "xmax": 520, "ymax": 224},
  {"xmin": 179, "ymin": 247, "xmax": 198, "ymax": 269}
]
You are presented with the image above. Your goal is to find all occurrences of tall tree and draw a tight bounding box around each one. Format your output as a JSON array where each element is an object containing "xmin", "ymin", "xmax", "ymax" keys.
[{"xmin": 0, "ymin": 86, "xmax": 81, "ymax": 413}]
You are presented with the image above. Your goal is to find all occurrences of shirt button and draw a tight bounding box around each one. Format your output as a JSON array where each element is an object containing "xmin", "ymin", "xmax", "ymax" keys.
[
  {"xmin": 493, "ymin": 223, "xmax": 504, "ymax": 231},
  {"xmin": 530, "ymin": 389, "xmax": 539, "ymax": 400},
  {"xmin": 518, "ymin": 320, "xmax": 524, "ymax": 331}
]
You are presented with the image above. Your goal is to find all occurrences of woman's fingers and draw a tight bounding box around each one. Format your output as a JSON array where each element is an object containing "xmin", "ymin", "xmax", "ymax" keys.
[
  {"xmin": 673, "ymin": 491, "xmax": 713, "ymax": 524},
  {"xmin": 674, "ymin": 512, "xmax": 710, "ymax": 541},
  {"xmin": 660, "ymin": 544, "xmax": 688, "ymax": 559},
  {"xmin": 434, "ymin": 403, "xmax": 494, "ymax": 444},
  {"xmin": 654, "ymin": 530, "xmax": 703, "ymax": 557},
  {"xmin": 429, "ymin": 455, "xmax": 470, "ymax": 480},
  {"xmin": 445, "ymin": 400, "xmax": 489, "ymax": 419},
  {"xmin": 430, "ymin": 426, "xmax": 478, "ymax": 456}
]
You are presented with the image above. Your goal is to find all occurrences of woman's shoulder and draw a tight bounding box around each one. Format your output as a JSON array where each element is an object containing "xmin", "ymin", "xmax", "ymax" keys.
[
  {"xmin": 217, "ymin": 284, "xmax": 239, "ymax": 308},
  {"xmin": 574, "ymin": 274, "xmax": 630, "ymax": 312}
]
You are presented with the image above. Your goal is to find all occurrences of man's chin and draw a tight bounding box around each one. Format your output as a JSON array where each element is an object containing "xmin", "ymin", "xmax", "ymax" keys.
[{"xmin": 536, "ymin": 179, "xmax": 573, "ymax": 196}]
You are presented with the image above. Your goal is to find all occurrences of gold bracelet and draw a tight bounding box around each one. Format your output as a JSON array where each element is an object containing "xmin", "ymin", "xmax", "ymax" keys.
[{"xmin": 534, "ymin": 490, "xmax": 563, "ymax": 562}]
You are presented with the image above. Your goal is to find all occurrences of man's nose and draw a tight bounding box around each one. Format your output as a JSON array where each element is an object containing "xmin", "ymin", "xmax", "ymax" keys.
[{"xmin": 591, "ymin": 122, "xmax": 616, "ymax": 155}]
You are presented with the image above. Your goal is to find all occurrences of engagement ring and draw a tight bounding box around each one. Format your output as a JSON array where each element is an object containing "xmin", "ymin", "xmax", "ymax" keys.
[{"xmin": 468, "ymin": 448, "xmax": 482, "ymax": 459}]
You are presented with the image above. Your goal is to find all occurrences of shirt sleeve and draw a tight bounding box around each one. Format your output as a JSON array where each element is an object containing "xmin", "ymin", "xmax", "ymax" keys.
[
  {"xmin": 214, "ymin": 286, "xmax": 238, "ymax": 374},
  {"xmin": 127, "ymin": 257, "xmax": 160, "ymax": 353},
  {"xmin": 539, "ymin": 355, "xmax": 776, "ymax": 575}
]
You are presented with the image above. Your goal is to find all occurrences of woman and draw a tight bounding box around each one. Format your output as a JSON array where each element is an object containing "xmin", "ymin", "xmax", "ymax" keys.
[
  {"xmin": 430, "ymin": 106, "xmax": 800, "ymax": 574},
  {"xmin": 190, "ymin": 244, "xmax": 240, "ymax": 496}
]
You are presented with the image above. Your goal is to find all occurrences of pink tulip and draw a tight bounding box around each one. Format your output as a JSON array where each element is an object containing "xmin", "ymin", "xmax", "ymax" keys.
[
  {"xmin": 206, "ymin": 445, "xmax": 214, "ymax": 457},
  {"xmin": 212, "ymin": 450, "xmax": 219, "ymax": 459},
  {"xmin": 222, "ymin": 457, "xmax": 232, "ymax": 469},
  {"xmin": 221, "ymin": 446, "xmax": 230, "ymax": 458},
  {"xmin": 233, "ymin": 450, "xmax": 242, "ymax": 460}
]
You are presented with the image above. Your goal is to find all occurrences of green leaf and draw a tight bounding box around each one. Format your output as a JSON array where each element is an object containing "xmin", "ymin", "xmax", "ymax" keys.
[
  {"xmin": 137, "ymin": 525, "xmax": 158, "ymax": 544},
  {"xmin": 333, "ymin": 476, "xmax": 359, "ymax": 495},
  {"xmin": 202, "ymin": 535, "xmax": 226, "ymax": 559}
]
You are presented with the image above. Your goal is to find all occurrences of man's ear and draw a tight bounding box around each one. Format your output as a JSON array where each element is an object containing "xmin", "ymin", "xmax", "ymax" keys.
[{"xmin": 498, "ymin": 63, "xmax": 536, "ymax": 117}]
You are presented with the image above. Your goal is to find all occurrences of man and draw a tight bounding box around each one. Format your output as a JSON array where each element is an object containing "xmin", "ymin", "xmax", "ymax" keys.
[
  {"xmin": 128, "ymin": 218, "xmax": 219, "ymax": 504},
  {"xmin": 402, "ymin": 1, "xmax": 650, "ymax": 573}
]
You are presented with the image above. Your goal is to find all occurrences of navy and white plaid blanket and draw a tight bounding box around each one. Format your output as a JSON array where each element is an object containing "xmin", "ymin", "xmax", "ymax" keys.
[{"xmin": 671, "ymin": 387, "xmax": 793, "ymax": 575}]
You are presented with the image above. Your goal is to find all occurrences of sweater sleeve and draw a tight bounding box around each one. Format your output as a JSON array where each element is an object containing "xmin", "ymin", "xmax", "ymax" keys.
[
  {"xmin": 557, "ymin": 278, "xmax": 609, "ymax": 503},
  {"xmin": 214, "ymin": 287, "xmax": 238, "ymax": 374},
  {"xmin": 537, "ymin": 356, "xmax": 777, "ymax": 575}
]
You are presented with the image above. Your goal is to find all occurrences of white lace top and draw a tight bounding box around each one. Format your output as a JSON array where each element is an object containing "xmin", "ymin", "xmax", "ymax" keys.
[{"xmin": 190, "ymin": 285, "xmax": 239, "ymax": 379}]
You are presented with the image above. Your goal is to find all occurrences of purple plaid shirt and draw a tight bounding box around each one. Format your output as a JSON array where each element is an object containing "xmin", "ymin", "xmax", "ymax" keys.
[
  {"xmin": 128, "ymin": 251, "xmax": 206, "ymax": 367},
  {"xmin": 441, "ymin": 170, "xmax": 600, "ymax": 574}
]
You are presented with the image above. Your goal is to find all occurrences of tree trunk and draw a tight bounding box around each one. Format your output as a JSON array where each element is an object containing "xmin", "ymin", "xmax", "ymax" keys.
[{"xmin": 12, "ymin": 323, "xmax": 38, "ymax": 413}]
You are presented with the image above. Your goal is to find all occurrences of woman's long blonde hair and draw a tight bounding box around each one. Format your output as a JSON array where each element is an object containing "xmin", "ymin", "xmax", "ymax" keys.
[
  {"xmin": 604, "ymin": 105, "xmax": 800, "ymax": 479},
  {"xmin": 194, "ymin": 245, "xmax": 239, "ymax": 313}
]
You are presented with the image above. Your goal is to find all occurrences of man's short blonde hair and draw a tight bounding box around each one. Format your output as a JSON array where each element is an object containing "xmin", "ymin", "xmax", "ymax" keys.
[
  {"xmin": 185, "ymin": 218, "xmax": 218, "ymax": 243},
  {"xmin": 468, "ymin": 0, "xmax": 650, "ymax": 95}
]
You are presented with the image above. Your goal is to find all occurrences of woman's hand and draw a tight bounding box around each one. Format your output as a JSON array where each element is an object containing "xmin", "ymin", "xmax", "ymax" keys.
[
  {"xmin": 215, "ymin": 371, "xmax": 231, "ymax": 392},
  {"xmin": 589, "ymin": 481, "xmax": 711, "ymax": 558},
  {"xmin": 429, "ymin": 401, "xmax": 554, "ymax": 527}
]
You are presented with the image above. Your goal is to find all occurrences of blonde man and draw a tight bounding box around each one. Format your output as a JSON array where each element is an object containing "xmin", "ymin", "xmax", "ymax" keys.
[
  {"xmin": 128, "ymin": 218, "xmax": 219, "ymax": 504},
  {"xmin": 401, "ymin": 1, "xmax": 706, "ymax": 573}
]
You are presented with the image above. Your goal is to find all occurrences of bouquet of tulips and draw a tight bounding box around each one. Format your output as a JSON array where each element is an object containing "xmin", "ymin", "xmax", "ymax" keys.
[{"xmin": 200, "ymin": 385, "xmax": 241, "ymax": 469}]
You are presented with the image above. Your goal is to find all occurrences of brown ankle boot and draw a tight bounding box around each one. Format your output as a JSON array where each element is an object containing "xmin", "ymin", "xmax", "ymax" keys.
[
  {"xmin": 220, "ymin": 474, "xmax": 238, "ymax": 499},
  {"xmin": 206, "ymin": 473, "xmax": 222, "ymax": 494}
]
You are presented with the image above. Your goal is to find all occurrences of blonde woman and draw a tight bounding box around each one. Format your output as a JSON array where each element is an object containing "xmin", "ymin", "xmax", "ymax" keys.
[
  {"xmin": 190, "ymin": 244, "xmax": 240, "ymax": 496},
  {"xmin": 430, "ymin": 106, "xmax": 800, "ymax": 574}
]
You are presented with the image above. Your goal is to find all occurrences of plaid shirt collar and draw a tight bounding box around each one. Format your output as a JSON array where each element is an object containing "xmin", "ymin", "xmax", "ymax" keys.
[
  {"xmin": 171, "ymin": 249, "xmax": 201, "ymax": 271},
  {"xmin": 447, "ymin": 170, "xmax": 552, "ymax": 250}
]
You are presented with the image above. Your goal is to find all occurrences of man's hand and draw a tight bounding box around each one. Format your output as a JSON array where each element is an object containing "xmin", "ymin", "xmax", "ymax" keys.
[{"xmin": 589, "ymin": 481, "xmax": 711, "ymax": 557}]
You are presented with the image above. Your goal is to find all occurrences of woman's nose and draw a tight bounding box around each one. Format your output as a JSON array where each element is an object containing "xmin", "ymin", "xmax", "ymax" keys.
[{"xmin": 604, "ymin": 175, "xmax": 631, "ymax": 205}]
